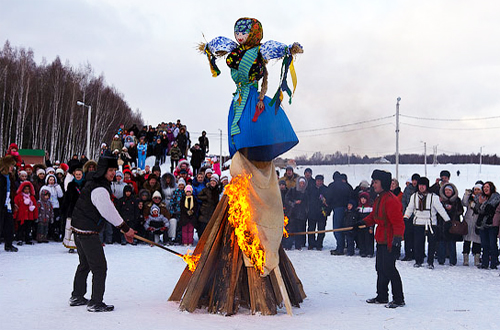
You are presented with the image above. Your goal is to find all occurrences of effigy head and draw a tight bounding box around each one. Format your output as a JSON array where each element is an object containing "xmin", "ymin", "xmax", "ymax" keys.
[{"xmin": 234, "ymin": 17, "xmax": 263, "ymax": 47}]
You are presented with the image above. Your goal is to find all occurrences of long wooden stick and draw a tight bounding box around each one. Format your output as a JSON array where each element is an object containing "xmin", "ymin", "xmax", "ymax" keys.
[
  {"xmin": 289, "ymin": 225, "xmax": 366, "ymax": 236},
  {"xmin": 273, "ymin": 266, "xmax": 293, "ymax": 316},
  {"xmin": 133, "ymin": 234, "xmax": 184, "ymax": 257}
]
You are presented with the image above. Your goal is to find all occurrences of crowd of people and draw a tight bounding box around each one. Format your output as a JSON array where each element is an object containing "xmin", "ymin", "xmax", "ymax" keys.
[
  {"xmin": 279, "ymin": 167, "xmax": 500, "ymax": 273},
  {"xmin": 2, "ymin": 132, "xmax": 500, "ymax": 276},
  {"xmin": 0, "ymin": 121, "xmax": 227, "ymax": 253}
]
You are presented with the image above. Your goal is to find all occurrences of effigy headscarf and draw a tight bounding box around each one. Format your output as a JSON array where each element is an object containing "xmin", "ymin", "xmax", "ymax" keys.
[{"xmin": 234, "ymin": 18, "xmax": 263, "ymax": 49}]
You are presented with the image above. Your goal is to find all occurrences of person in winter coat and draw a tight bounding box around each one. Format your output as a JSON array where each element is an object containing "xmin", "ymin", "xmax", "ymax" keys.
[
  {"xmin": 360, "ymin": 170, "xmax": 405, "ymax": 308},
  {"xmin": 179, "ymin": 185, "xmax": 197, "ymax": 245},
  {"xmin": 142, "ymin": 174, "xmax": 162, "ymax": 199},
  {"xmin": 137, "ymin": 137, "xmax": 148, "ymax": 170},
  {"xmin": 401, "ymin": 173, "xmax": 420, "ymax": 261},
  {"xmin": 391, "ymin": 179, "xmax": 403, "ymax": 203},
  {"xmin": 144, "ymin": 205, "xmax": 169, "ymax": 244},
  {"xmin": 462, "ymin": 184, "xmax": 483, "ymax": 266},
  {"xmin": 328, "ymin": 171, "xmax": 354, "ymax": 255},
  {"xmin": 5, "ymin": 143, "xmax": 23, "ymax": 168},
  {"xmin": 306, "ymin": 175, "xmax": 329, "ymax": 251},
  {"xmin": 61, "ymin": 169, "xmax": 85, "ymax": 252},
  {"xmin": 116, "ymin": 185, "xmax": 139, "ymax": 245},
  {"xmin": 111, "ymin": 171, "xmax": 127, "ymax": 200},
  {"xmin": 161, "ymin": 173, "xmax": 177, "ymax": 205},
  {"xmin": 343, "ymin": 200, "xmax": 359, "ymax": 256},
  {"xmin": 279, "ymin": 166, "xmax": 299, "ymax": 189},
  {"xmin": 197, "ymin": 176, "xmax": 221, "ymax": 237},
  {"xmin": 474, "ymin": 181, "xmax": 500, "ymax": 269},
  {"xmin": 437, "ymin": 183, "xmax": 463, "ymax": 266},
  {"xmin": 404, "ymin": 177, "xmax": 450, "ymax": 269},
  {"xmin": 357, "ymin": 192, "xmax": 374, "ymax": 257},
  {"xmin": 176, "ymin": 126, "xmax": 188, "ymax": 159},
  {"xmin": 13, "ymin": 181, "xmax": 38, "ymax": 245},
  {"xmin": 120, "ymin": 147, "xmax": 133, "ymax": 168},
  {"xmin": 153, "ymin": 138, "xmax": 164, "ymax": 165},
  {"xmin": 284, "ymin": 177, "xmax": 308, "ymax": 250},
  {"xmin": 169, "ymin": 141, "xmax": 182, "ymax": 173},
  {"xmin": 37, "ymin": 188, "xmax": 54, "ymax": 243},
  {"xmin": 32, "ymin": 168, "xmax": 46, "ymax": 201},
  {"xmin": 190, "ymin": 144, "xmax": 204, "ymax": 176},
  {"xmin": 198, "ymin": 131, "xmax": 209, "ymax": 158},
  {"xmin": 41, "ymin": 174, "xmax": 64, "ymax": 241},
  {"xmin": 0, "ymin": 155, "xmax": 18, "ymax": 251},
  {"xmin": 109, "ymin": 135, "xmax": 123, "ymax": 154},
  {"xmin": 145, "ymin": 190, "xmax": 175, "ymax": 244}
]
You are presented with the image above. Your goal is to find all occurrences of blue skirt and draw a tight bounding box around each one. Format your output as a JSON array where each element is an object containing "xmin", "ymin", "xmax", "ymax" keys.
[{"xmin": 228, "ymin": 86, "xmax": 299, "ymax": 161}]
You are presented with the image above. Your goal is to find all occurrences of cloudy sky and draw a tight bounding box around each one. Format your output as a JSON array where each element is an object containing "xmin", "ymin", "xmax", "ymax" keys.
[{"xmin": 1, "ymin": 0, "xmax": 500, "ymax": 159}]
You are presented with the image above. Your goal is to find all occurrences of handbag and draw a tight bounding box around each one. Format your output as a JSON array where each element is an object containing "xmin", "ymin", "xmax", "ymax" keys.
[{"xmin": 448, "ymin": 220, "xmax": 468, "ymax": 236}]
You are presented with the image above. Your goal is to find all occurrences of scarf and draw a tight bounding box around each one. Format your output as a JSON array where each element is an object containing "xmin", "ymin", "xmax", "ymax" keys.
[
  {"xmin": 184, "ymin": 195, "xmax": 194, "ymax": 211},
  {"xmin": 417, "ymin": 193, "xmax": 427, "ymax": 211},
  {"xmin": 22, "ymin": 192, "xmax": 35, "ymax": 212}
]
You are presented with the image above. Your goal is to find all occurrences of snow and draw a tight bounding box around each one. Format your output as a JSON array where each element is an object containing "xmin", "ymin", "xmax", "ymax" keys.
[{"xmin": 2, "ymin": 164, "xmax": 500, "ymax": 330}]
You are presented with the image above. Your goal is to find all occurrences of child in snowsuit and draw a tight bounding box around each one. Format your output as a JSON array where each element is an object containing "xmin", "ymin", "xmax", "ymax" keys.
[
  {"xmin": 14, "ymin": 181, "xmax": 38, "ymax": 245},
  {"xmin": 343, "ymin": 200, "xmax": 359, "ymax": 256},
  {"xmin": 357, "ymin": 192, "xmax": 374, "ymax": 257},
  {"xmin": 144, "ymin": 205, "xmax": 169, "ymax": 244},
  {"xmin": 179, "ymin": 185, "xmax": 197, "ymax": 245},
  {"xmin": 37, "ymin": 188, "xmax": 54, "ymax": 243}
]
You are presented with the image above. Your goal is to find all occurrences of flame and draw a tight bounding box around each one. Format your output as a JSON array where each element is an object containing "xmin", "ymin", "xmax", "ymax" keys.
[
  {"xmin": 283, "ymin": 216, "xmax": 289, "ymax": 238},
  {"xmin": 182, "ymin": 250, "xmax": 200, "ymax": 273},
  {"xmin": 225, "ymin": 174, "xmax": 266, "ymax": 275}
]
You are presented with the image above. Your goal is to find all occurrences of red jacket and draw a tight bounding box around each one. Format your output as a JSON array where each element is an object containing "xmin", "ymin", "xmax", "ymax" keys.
[
  {"xmin": 13, "ymin": 181, "xmax": 38, "ymax": 224},
  {"xmin": 363, "ymin": 191, "xmax": 405, "ymax": 251}
]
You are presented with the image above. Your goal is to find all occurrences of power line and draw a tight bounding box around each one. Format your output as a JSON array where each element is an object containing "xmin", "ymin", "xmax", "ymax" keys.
[
  {"xmin": 297, "ymin": 122, "xmax": 393, "ymax": 137},
  {"xmin": 295, "ymin": 115, "xmax": 395, "ymax": 133},
  {"xmin": 400, "ymin": 113, "xmax": 500, "ymax": 122},
  {"xmin": 400, "ymin": 122, "xmax": 500, "ymax": 131}
]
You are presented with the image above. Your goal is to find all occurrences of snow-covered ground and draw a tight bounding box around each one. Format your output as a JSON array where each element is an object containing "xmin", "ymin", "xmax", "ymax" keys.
[{"xmin": 2, "ymin": 163, "xmax": 500, "ymax": 330}]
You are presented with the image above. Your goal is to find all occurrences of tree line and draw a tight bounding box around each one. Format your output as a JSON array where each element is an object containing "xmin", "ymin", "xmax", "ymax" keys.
[
  {"xmin": 0, "ymin": 40, "xmax": 143, "ymax": 162},
  {"xmin": 286, "ymin": 151, "xmax": 500, "ymax": 166}
]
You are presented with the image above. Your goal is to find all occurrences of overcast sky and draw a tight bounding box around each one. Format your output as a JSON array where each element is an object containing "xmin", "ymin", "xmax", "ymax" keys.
[{"xmin": 2, "ymin": 0, "xmax": 500, "ymax": 159}]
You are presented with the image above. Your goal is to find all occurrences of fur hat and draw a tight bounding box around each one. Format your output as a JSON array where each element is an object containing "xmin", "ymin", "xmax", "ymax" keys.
[
  {"xmin": 315, "ymin": 174, "xmax": 324, "ymax": 181},
  {"xmin": 36, "ymin": 168, "xmax": 45, "ymax": 176},
  {"xmin": 93, "ymin": 156, "xmax": 119, "ymax": 180},
  {"xmin": 59, "ymin": 163, "xmax": 69, "ymax": 172},
  {"xmin": 210, "ymin": 174, "xmax": 219, "ymax": 183},
  {"xmin": 411, "ymin": 173, "xmax": 421, "ymax": 181},
  {"xmin": 55, "ymin": 168, "xmax": 64, "ymax": 175},
  {"xmin": 371, "ymin": 170, "xmax": 392, "ymax": 191},
  {"xmin": 440, "ymin": 170, "xmax": 451, "ymax": 178},
  {"xmin": 45, "ymin": 167, "xmax": 55, "ymax": 174},
  {"xmin": 418, "ymin": 177, "xmax": 430, "ymax": 188},
  {"xmin": 359, "ymin": 192, "xmax": 370, "ymax": 201},
  {"xmin": 45, "ymin": 174, "xmax": 57, "ymax": 184},
  {"xmin": 115, "ymin": 170, "xmax": 123, "ymax": 178},
  {"xmin": 152, "ymin": 191, "xmax": 162, "ymax": 199},
  {"xmin": 359, "ymin": 180, "xmax": 370, "ymax": 188}
]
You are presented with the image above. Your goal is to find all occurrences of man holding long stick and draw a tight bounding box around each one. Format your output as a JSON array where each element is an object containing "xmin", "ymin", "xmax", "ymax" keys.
[
  {"xmin": 69, "ymin": 156, "xmax": 136, "ymax": 312},
  {"xmin": 358, "ymin": 170, "xmax": 405, "ymax": 308}
]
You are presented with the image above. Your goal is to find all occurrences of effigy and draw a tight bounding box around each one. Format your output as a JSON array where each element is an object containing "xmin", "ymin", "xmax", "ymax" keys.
[{"xmin": 169, "ymin": 17, "xmax": 305, "ymax": 316}]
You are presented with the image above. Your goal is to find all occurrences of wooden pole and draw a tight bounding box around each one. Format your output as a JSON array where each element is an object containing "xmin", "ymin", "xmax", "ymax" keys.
[
  {"xmin": 133, "ymin": 234, "xmax": 183, "ymax": 257},
  {"xmin": 289, "ymin": 225, "xmax": 366, "ymax": 236},
  {"xmin": 273, "ymin": 266, "xmax": 293, "ymax": 316}
]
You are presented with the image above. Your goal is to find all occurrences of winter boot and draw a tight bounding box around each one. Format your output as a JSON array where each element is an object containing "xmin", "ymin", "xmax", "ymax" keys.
[
  {"xmin": 463, "ymin": 253, "xmax": 469, "ymax": 266},
  {"xmin": 474, "ymin": 254, "xmax": 481, "ymax": 267}
]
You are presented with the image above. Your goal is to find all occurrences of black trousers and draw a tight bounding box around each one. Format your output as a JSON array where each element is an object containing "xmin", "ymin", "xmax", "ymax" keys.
[
  {"xmin": 72, "ymin": 234, "xmax": 107, "ymax": 305},
  {"xmin": 0, "ymin": 206, "xmax": 14, "ymax": 249},
  {"xmin": 375, "ymin": 244, "xmax": 404, "ymax": 303},
  {"xmin": 307, "ymin": 217, "xmax": 326, "ymax": 249},
  {"xmin": 403, "ymin": 218, "xmax": 414, "ymax": 259},
  {"xmin": 414, "ymin": 225, "xmax": 438, "ymax": 265}
]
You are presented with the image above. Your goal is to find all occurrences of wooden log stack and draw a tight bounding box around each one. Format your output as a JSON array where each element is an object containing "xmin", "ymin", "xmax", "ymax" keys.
[{"xmin": 169, "ymin": 195, "xmax": 306, "ymax": 316}]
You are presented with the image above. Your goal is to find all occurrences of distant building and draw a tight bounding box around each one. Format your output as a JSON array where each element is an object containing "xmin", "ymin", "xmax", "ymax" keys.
[{"xmin": 375, "ymin": 157, "xmax": 391, "ymax": 164}]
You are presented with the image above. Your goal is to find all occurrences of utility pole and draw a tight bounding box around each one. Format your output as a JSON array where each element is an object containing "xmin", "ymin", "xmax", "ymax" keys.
[
  {"xmin": 420, "ymin": 141, "xmax": 427, "ymax": 177},
  {"xmin": 433, "ymin": 145, "xmax": 438, "ymax": 166},
  {"xmin": 480, "ymin": 146, "xmax": 485, "ymax": 173},
  {"xmin": 348, "ymin": 145, "xmax": 351, "ymax": 166},
  {"xmin": 395, "ymin": 97, "xmax": 401, "ymax": 180},
  {"xmin": 218, "ymin": 129, "xmax": 223, "ymax": 167}
]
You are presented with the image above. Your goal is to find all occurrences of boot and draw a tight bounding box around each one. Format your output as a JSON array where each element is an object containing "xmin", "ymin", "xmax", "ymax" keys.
[
  {"xmin": 463, "ymin": 253, "xmax": 469, "ymax": 266},
  {"xmin": 474, "ymin": 254, "xmax": 481, "ymax": 267}
]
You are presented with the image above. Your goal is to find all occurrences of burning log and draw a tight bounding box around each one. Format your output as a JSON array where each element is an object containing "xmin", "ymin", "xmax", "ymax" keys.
[{"xmin": 169, "ymin": 154, "xmax": 306, "ymax": 316}]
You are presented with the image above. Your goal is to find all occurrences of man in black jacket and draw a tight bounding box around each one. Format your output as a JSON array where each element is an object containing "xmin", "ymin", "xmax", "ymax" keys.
[
  {"xmin": 70, "ymin": 156, "xmax": 135, "ymax": 312},
  {"xmin": 307, "ymin": 175, "xmax": 329, "ymax": 250},
  {"xmin": 0, "ymin": 155, "xmax": 18, "ymax": 252},
  {"xmin": 328, "ymin": 171, "xmax": 353, "ymax": 255}
]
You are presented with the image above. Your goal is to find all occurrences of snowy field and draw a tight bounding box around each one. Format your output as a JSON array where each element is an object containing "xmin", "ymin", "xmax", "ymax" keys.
[{"xmin": 1, "ymin": 163, "xmax": 500, "ymax": 330}]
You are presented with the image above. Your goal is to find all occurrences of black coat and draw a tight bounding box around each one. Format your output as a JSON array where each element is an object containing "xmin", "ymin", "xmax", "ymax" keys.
[
  {"xmin": 285, "ymin": 187, "xmax": 308, "ymax": 220},
  {"xmin": 62, "ymin": 180, "xmax": 85, "ymax": 218},
  {"xmin": 327, "ymin": 180, "xmax": 353, "ymax": 209},
  {"xmin": 197, "ymin": 185, "xmax": 220, "ymax": 223},
  {"xmin": 307, "ymin": 184, "xmax": 329, "ymax": 220},
  {"xmin": 190, "ymin": 147, "xmax": 204, "ymax": 169},
  {"xmin": 179, "ymin": 195, "xmax": 198, "ymax": 227},
  {"xmin": 343, "ymin": 208, "xmax": 359, "ymax": 227},
  {"xmin": 116, "ymin": 196, "xmax": 140, "ymax": 228}
]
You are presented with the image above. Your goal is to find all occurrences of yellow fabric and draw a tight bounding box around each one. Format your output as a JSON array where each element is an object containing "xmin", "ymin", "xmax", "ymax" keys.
[
  {"xmin": 290, "ymin": 59, "xmax": 297, "ymax": 96},
  {"xmin": 230, "ymin": 152, "xmax": 283, "ymax": 276},
  {"xmin": 184, "ymin": 195, "xmax": 194, "ymax": 210}
]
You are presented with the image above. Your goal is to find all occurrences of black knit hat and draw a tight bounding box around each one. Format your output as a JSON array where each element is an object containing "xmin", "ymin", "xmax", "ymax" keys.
[
  {"xmin": 440, "ymin": 170, "xmax": 451, "ymax": 178},
  {"xmin": 371, "ymin": 170, "xmax": 392, "ymax": 191},
  {"xmin": 315, "ymin": 174, "xmax": 324, "ymax": 181},
  {"xmin": 411, "ymin": 173, "xmax": 421, "ymax": 181},
  {"xmin": 418, "ymin": 177, "xmax": 430, "ymax": 188}
]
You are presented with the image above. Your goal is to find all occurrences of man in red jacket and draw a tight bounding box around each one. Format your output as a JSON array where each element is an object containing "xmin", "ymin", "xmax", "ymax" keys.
[{"xmin": 359, "ymin": 169, "xmax": 405, "ymax": 308}]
